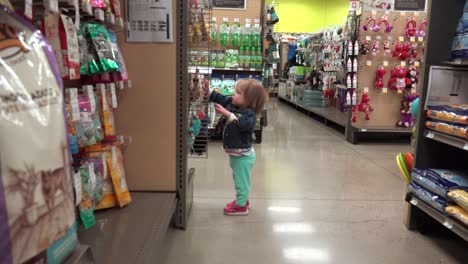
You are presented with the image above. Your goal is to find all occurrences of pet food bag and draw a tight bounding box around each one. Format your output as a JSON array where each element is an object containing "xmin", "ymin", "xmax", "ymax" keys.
[
  {"xmin": 408, "ymin": 182, "xmax": 449, "ymax": 214},
  {"xmin": 85, "ymin": 145, "xmax": 116, "ymax": 210},
  {"xmin": 448, "ymin": 190, "xmax": 468, "ymax": 211},
  {"xmin": 412, "ymin": 168, "xmax": 468, "ymax": 199},
  {"xmin": 427, "ymin": 105, "xmax": 468, "ymax": 125},
  {"xmin": 0, "ymin": 6, "xmax": 75, "ymax": 264},
  {"xmin": 445, "ymin": 206, "xmax": 468, "ymax": 226},
  {"xmin": 425, "ymin": 120, "xmax": 468, "ymax": 139}
]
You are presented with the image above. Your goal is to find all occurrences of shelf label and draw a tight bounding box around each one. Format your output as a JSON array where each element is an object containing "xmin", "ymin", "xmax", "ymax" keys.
[
  {"xmin": 361, "ymin": 129, "xmax": 368, "ymax": 132},
  {"xmin": 411, "ymin": 88, "xmax": 417, "ymax": 94},
  {"xmin": 415, "ymin": 61, "xmax": 420, "ymax": 67},
  {"xmin": 364, "ymin": 87, "xmax": 369, "ymax": 94},
  {"xmin": 410, "ymin": 37, "xmax": 416, "ymax": 42},
  {"xmin": 410, "ymin": 198, "xmax": 418, "ymax": 206},
  {"xmin": 254, "ymin": 19, "xmax": 260, "ymax": 24},
  {"xmin": 464, "ymin": 143, "xmax": 468, "ymax": 151},
  {"xmin": 366, "ymin": 35, "xmax": 371, "ymax": 41},
  {"xmin": 223, "ymin": 17, "xmax": 229, "ymax": 22},
  {"xmin": 366, "ymin": 60, "xmax": 372, "ymax": 66},
  {"xmin": 383, "ymin": 61, "xmax": 389, "ymax": 67},
  {"xmin": 371, "ymin": 10, "xmax": 377, "ymax": 16},
  {"xmin": 426, "ymin": 131, "xmax": 435, "ymax": 139},
  {"xmin": 234, "ymin": 18, "xmax": 240, "ymax": 23},
  {"xmin": 398, "ymin": 89, "xmax": 403, "ymax": 94},
  {"xmin": 383, "ymin": 87, "xmax": 388, "ymax": 94},
  {"xmin": 401, "ymin": 61, "xmax": 407, "ymax": 67},
  {"xmin": 376, "ymin": 35, "xmax": 382, "ymax": 40},
  {"xmin": 443, "ymin": 219, "xmax": 454, "ymax": 229},
  {"xmin": 418, "ymin": 37, "xmax": 424, "ymax": 42},
  {"xmin": 399, "ymin": 36, "xmax": 405, "ymax": 42}
]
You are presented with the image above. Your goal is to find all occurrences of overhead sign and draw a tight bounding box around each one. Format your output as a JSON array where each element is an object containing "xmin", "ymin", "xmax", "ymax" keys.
[
  {"xmin": 213, "ymin": 0, "xmax": 246, "ymax": 10},
  {"xmin": 394, "ymin": 0, "xmax": 426, "ymax": 11}
]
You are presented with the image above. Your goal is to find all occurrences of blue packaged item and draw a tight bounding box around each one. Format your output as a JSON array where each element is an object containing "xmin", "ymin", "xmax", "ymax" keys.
[
  {"xmin": 411, "ymin": 168, "xmax": 468, "ymax": 198},
  {"xmin": 287, "ymin": 42, "xmax": 298, "ymax": 61},
  {"xmin": 408, "ymin": 182, "xmax": 449, "ymax": 214}
]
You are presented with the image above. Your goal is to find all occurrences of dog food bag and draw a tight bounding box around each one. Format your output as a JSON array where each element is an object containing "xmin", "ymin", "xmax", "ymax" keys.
[
  {"xmin": 448, "ymin": 190, "xmax": 468, "ymax": 211},
  {"xmin": 445, "ymin": 206, "xmax": 468, "ymax": 226},
  {"xmin": 85, "ymin": 22, "xmax": 118, "ymax": 73},
  {"xmin": 108, "ymin": 144, "xmax": 131, "ymax": 207},
  {"xmin": 0, "ymin": 6, "xmax": 75, "ymax": 264},
  {"xmin": 78, "ymin": 164, "xmax": 96, "ymax": 229},
  {"xmin": 59, "ymin": 15, "xmax": 80, "ymax": 80}
]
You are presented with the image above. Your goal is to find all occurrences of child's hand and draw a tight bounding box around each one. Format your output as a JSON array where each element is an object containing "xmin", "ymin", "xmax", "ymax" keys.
[{"xmin": 215, "ymin": 103, "xmax": 231, "ymax": 117}]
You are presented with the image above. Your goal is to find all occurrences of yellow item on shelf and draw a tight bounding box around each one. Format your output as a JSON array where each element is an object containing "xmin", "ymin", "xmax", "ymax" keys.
[
  {"xmin": 445, "ymin": 206, "xmax": 468, "ymax": 226},
  {"xmin": 427, "ymin": 110, "xmax": 468, "ymax": 125},
  {"xmin": 425, "ymin": 121, "xmax": 468, "ymax": 139},
  {"xmin": 448, "ymin": 190, "xmax": 468, "ymax": 212}
]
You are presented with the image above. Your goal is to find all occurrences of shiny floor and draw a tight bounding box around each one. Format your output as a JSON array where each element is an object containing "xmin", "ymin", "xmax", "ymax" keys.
[{"xmin": 162, "ymin": 100, "xmax": 468, "ymax": 264}]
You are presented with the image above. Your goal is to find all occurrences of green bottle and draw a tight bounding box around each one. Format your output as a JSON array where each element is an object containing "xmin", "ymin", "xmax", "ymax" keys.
[
  {"xmin": 257, "ymin": 47, "xmax": 262, "ymax": 69},
  {"xmin": 245, "ymin": 47, "xmax": 250, "ymax": 68},
  {"xmin": 239, "ymin": 47, "xmax": 245, "ymax": 68}
]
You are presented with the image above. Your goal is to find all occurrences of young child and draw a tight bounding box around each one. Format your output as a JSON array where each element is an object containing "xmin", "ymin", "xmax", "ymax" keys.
[{"xmin": 205, "ymin": 79, "xmax": 266, "ymax": 216}]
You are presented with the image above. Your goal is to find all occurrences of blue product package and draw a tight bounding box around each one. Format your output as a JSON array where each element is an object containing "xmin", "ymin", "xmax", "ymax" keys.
[
  {"xmin": 451, "ymin": 32, "xmax": 468, "ymax": 59},
  {"xmin": 412, "ymin": 168, "xmax": 468, "ymax": 198},
  {"xmin": 408, "ymin": 182, "xmax": 449, "ymax": 213}
]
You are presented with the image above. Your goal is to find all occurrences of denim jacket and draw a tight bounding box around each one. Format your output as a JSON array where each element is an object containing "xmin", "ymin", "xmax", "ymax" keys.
[{"xmin": 210, "ymin": 91, "xmax": 257, "ymax": 149}]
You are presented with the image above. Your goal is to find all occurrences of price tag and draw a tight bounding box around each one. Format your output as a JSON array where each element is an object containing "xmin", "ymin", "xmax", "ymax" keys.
[
  {"xmin": 361, "ymin": 129, "xmax": 368, "ymax": 132},
  {"xmin": 254, "ymin": 19, "xmax": 260, "ymax": 24},
  {"xmin": 102, "ymin": 154, "xmax": 108, "ymax": 179},
  {"xmin": 414, "ymin": 12, "xmax": 420, "ymax": 17},
  {"xmin": 245, "ymin": 18, "xmax": 251, "ymax": 23},
  {"xmin": 73, "ymin": 171, "xmax": 82, "ymax": 206},
  {"xmin": 250, "ymin": 68, "xmax": 256, "ymax": 71},
  {"xmin": 376, "ymin": 35, "xmax": 382, "ymax": 40},
  {"xmin": 98, "ymin": 84, "xmax": 108, "ymax": 111},
  {"xmin": 401, "ymin": 11, "xmax": 407, "ymax": 16},
  {"xmin": 443, "ymin": 219, "xmax": 454, "ymax": 229},
  {"xmin": 410, "ymin": 198, "xmax": 418, "ymax": 206},
  {"xmin": 398, "ymin": 89, "xmax": 403, "ymax": 94},
  {"xmin": 385, "ymin": 10, "xmax": 390, "ymax": 15},
  {"xmin": 117, "ymin": 81, "xmax": 125, "ymax": 90},
  {"xmin": 126, "ymin": 80, "xmax": 132, "ymax": 89},
  {"xmin": 106, "ymin": 13, "xmax": 116, "ymax": 25},
  {"xmin": 399, "ymin": 36, "xmax": 405, "ymax": 42},
  {"xmin": 88, "ymin": 162, "xmax": 96, "ymax": 194},
  {"xmin": 426, "ymin": 131, "xmax": 435, "ymax": 139},
  {"xmin": 82, "ymin": 2, "xmax": 93, "ymax": 15},
  {"xmin": 387, "ymin": 36, "xmax": 393, "ymax": 40},
  {"xmin": 415, "ymin": 61, "xmax": 420, "ymax": 67},
  {"xmin": 410, "ymin": 37, "xmax": 416, "ymax": 42},
  {"xmin": 109, "ymin": 83, "xmax": 118, "ymax": 108},
  {"xmin": 367, "ymin": 60, "xmax": 372, "ymax": 66},
  {"xmin": 86, "ymin": 85, "xmax": 96, "ymax": 113},
  {"xmin": 44, "ymin": 0, "xmax": 59, "ymax": 13},
  {"xmin": 372, "ymin": 10, "xmax": 377, "ymax": 16},
  {"xmin": 364, "ymin": 87, "xmax": 369, "ymax": 94},
  {"xmin": 401, "ymin": 61, "xmax": 407, "ymax": 67},
  {"xmin": 418, "ymin": 36, "xmax": 424, "ymax": 42},
  {"xmin": 95, "ymin": 9, "xmax": 105, "ymax": 21},
  {"xmin": 411, "ymin": 88, "xmax": 417, "ymax": 94},
  {"xmin": 25, "ymin": 0, "xmax": 33, "ymax": 19},
  {"xmin": 383, "ymin": 61, "xmax": 389, "ymax": 67},
  {"xmin": 223, "ymin": 17, "xmax": 229, "ymax": 22},
  {"xmin": 69, "ymin": 88, "xmax": 80, "ymax": 122},
  {"xmin": 212, "ymin": 17, "xmax": 217, "ymax": 22},
  {"xmin": 383, "ymin": 87, "xmax": 388, "ymax": 93},
  {"xmin": 234, "ymin": 18, "xmax": 240, "ymax": 23},
  {"xmin": 366, "ymin": 35, "xmax": 372, "ymax": 41}
]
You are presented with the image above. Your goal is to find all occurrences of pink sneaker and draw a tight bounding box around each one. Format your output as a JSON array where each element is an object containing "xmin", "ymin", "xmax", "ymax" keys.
[
  {"xmin": 226, "ymin": 200, "xmax": 250, "ymax": 208},
  {"xmin": 224, "ymin": 202, "xmax": 249, "ymax": 216}
]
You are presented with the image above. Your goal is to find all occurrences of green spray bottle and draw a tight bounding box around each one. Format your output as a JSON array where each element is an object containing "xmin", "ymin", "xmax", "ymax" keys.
[
  {"xmin": 245, "ymin": 47, "xmax": 251, "ymax": 68},
  {"xmin": 231, "ymin": 19, "xmax": 241, "ymax": 47},
  {"xmin": 220, "ymin": 19, "xmax": 230, "ymax": 47},
  {"xmin": 210, "ymin": 17, "xmax": 218, "ymax": 43},
  {"xmin": 239, "ymin": 46, "xmax": 245, "ymax": 68}
]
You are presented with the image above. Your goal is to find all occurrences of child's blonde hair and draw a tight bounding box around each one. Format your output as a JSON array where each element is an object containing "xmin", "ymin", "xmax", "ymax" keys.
[{"xmin": 237, "ymin": 79, "xmax": 266, "ymax": 114}]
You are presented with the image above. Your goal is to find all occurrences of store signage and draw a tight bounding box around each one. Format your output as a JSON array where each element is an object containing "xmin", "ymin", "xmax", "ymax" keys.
[
  {"xmin": 394, "ymin": 0, "xmax": 426, "ymax": 11},
  {"xmin": 213, "ymin": 0, "xmax": 246, "ymax": 9}
]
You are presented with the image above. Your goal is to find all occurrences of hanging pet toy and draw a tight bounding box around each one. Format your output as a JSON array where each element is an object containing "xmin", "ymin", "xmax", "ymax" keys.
[
  {"xmin": 406, "ymin": 17, "xmax": 417, "ymax": 38},
  {"xmin": 363, "ymin": 16, "xmax": 380, "ymax": 32},
  {"xmin": 360, "ymin": 40, "xmax": 371, "ymax": 55},
  {"xmin": 388, "ymin": 65, "xmax": 412, "ymax": 91},
  {"xmin": 383, "ymin": 40, "xmax": 391, "ymax": 55},
  {"xmin": 372, "ymin": 40, "xmax": 380, "ymax": 56},
  {"xmin": 417, "ymin": 17, "xmax": 427, "ymax": 37},
  {"xmin": 375, "ymin": 65, "xmax": 386, "ymax": 89},
  {"xmin": 352, "ymin": 94, "xmax": 374, "ymax": 122},
  {"xmin": 379, "ymin": 15, "xmax": 394, "ymax": 33},
  {"xmin": 408, "ymin": 42, "xmax": 418, "ymax": 65},
  {"xmin": 392, "ymin": 42, "xmax": 411, "ymax": 61},
  {"xmin": 397, "ymin": 94, "xmax": 419, "ymax": 128}
]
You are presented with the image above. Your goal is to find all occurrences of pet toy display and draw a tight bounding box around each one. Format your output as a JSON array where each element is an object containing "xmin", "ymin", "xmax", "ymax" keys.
[
  {"xmin": 352, "ymin": 94, "xmax": 374, "ymax": 122},
  {"xmin": 375, "ymin": 65, "xmax": 386, "ymax": 89},
  {"xmin": 406, "ymin": 17, "xmax": 417, "ymax": 38}
]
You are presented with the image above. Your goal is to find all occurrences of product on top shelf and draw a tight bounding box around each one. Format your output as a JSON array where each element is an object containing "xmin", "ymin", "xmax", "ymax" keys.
[
  {"xmin": 98, "ymin": 84, "xmax": 117, "ymax": 140},
  {"xmin": 427, "ymin": 105, "xmax": 468, "ymax": 125},
  {"xmin": 231, "ymin": 20, "xmax": 240, "ymax": 47},
  {"xmin": 425, "ymin": 120, "xmax": 468, "ymax": 139},
  {"xmin": 108, "ymin": 30, "xmax": 129, "ymax": 81},
  {"xmin": 210, "ymin": 17, "xmax": 218, "ymax": 42},
  {"xmin": 0, "ymin": 6, "xmax": 76, "ymax": 263},
  {"xmin": 448, "ymin": 190, "xmax": 468, "ymax": 212},
  {"xmin": 85, "ymin": 22, "xmax": 119, "ymax": 73},
  {"xmin": 59, "ymin": 15, "xmax": 80, "ymax": 80},
  {"xmin": 411, "ymin": 169, "xmax": 468, "ymax": 199},
  {"xmin": 408, "ymin": 182, "xmax": 449, "ymax": 214},
  {"xmin": 241, "ymin": 23, "xmax": 251, "ymax": 47},
  {"xmin": 220, "ymin": 20, "xmax": 230, "ymax": 46},
  {"xmin": 446, "ymin": 206, "xmax": 468, "ymax": 226}
]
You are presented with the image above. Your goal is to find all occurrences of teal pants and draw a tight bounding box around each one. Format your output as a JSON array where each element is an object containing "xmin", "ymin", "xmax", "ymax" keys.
[{"xmin": 229, "ymin": 154, "xmax": 256, "ymax": 207}]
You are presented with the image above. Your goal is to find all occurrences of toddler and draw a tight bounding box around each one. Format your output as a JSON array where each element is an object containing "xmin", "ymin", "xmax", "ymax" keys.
[{"xmin": 205, "ymin": 79, "xmax": 266, "ymax": 216}]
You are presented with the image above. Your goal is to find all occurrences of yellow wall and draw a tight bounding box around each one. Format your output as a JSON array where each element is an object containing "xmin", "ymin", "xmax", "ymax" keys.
[{"xmin": 274, "ymin": 0, "xmax": 349, "ymax": 33}]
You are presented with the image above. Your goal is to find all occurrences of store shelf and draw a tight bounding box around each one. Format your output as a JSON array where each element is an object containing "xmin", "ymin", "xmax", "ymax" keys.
[
  {"xmin": 64, "ymin": 244, "xmax": 94, "ymax": 264},
  {"xmin": 188, "ymin": 66, "xmax": 262, "ymax": 74},
  {"xmin": 425, "ymin": 130, "xmax": 468, "ymax": 151},
  {"xmin": 79, "ymin": 192, "xmax": 177, "ymax": 264},
  {"xmin": 351, "ymin": 126, "xmax": 413, "ymax": 133},
  {"xmin": 406, "ymin": 193, "xmax": 468, "ymax": 242},
  {"xmin": 278, "ymin": 95, "xmax": 347, "ymax": 127}
]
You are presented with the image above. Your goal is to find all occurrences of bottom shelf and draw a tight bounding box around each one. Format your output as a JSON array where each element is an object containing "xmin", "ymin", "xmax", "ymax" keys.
[
  {"xmin": 79, "ymin": 192, "xmax": 177, "ymax": 263},
  {"xmin": 406, "ymin": 193, "xmax": 468, "ymax": 242}
]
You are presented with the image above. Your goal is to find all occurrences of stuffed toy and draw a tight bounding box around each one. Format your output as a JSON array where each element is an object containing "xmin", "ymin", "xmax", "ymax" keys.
[
  {"xmin": 375, "ymin": 65, "xmax": 386, "ymax": 89},
  {"xmin": 417, "ymin": 17, "xmax": 427, "ymax": 37},
  {"xmin": 408, "ymin": 42, "xmax": 419, "ymax": 65},
  {"xmin": 388, "ymin": 65, "xmax": 412, "ymax": 91},
  {"xmin": 392, "ymin": 42, "xmax": 411, "ymax": 60},
  {"xmin": 406, "ymin": 17, "xmax": 417, "ymax": 38},
  {"xmin": 360, "ymin": 40, "xmax": 371, "ymax": 55},
  {"xmin": 397, "ymin": 94, "xmax": 419, "ymax": 127},
  {"xmin": 372, "ymin": 40, "xmax": 380, "ymax": 56},
  {"xmin": 383, "ymin": 40, "xmax": 391, "ymax": 55},
  {"xmin": 352, "ymin": 94, "xmax": 374, "ymax": 122},
  {"xmin": 406, "ymin": 66, "xmax": 418, "ymax": 91}
]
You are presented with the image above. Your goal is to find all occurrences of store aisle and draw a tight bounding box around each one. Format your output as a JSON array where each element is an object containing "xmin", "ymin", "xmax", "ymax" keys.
[{"xmin": 161, "ymin": 100, "xmax": 467, "ymax": 264}]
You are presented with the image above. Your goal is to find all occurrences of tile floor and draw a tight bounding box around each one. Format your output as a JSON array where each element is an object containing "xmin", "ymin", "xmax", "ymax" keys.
[{"xmin": 161, "ymin": 100, "xmax": 468, "ymax": 264}]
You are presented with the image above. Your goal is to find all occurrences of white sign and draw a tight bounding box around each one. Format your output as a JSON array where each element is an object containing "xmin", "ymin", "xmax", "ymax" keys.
[{"xmin": 127, "ymin": 0, "xmax": 173, "ymax": 43}]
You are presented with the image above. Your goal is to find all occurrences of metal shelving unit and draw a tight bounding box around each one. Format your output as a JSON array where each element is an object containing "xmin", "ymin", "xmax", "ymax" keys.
[{"xmin": 407, "ymin": 0, "xmax": 468, "ymax": 242}]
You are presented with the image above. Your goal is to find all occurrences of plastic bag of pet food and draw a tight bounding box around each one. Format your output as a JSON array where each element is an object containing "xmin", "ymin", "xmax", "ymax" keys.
[
  {"xmin": 59, "ymin": 15, "xmax": 80, "ymax": 80},
  {"xmin": 78, "ymin": 25, "xmax": 90, "ymax": 76},
  {"xmin": 411, "ymin": 168, "xmax": 468, "ymax": 198},
  {"xmin": 85, "ymin": 23, "xmax": 118, "ymax": 73},
  {"xmin": 408, "ymin": 182, "xmax": 449, "ymax": 213},
  {"xmin": 76, "ymin": 93, "xmax": 98, "ymax": 147},
  {"xmin": 108, "ymin": 31, "xmax": 129, "ymax": 82},
  {"xmin": 445, "ymin": 206, "xmax": 468, "ymax": 226},
  {"xmin": 64, "ymin": 89, "xmax": 80, "ymax": 155},
  {"xmin": 0, "ymin": 6, "xmax": 76, "ymax": 263},
  {"xmin": 97, "ymin": 84, "xmax": 117, "ymax": 140},
  {"xmin": 85, "ymin": 145, "xmax": 116, "ymax": 210},
  {"xmin": 448, "ymin": 190, "xmax": 468, "ymax": 211},
  {"xmin": 78, "ymin": 164, "xmax": 96, "ymax": 229}
]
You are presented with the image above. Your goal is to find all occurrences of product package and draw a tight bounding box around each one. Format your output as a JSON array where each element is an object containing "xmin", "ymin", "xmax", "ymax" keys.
[
  {"xmin": 231, "ymin": 20, "xmax": 241, "ymax": 47},
  {"xmin": 85, "ymin": 23, "xmax": 118, "ymax": 73},
  {"xmin": 425, "ymin": 120, "xmax": 468, "ymax": 139},
  {"xmin": 0, "ymin": 6, "xmax": 75, "ymax": 263},
  {"xmin": 408, "ymin": 182, "xmax": 449, "ymax": 214},
  {"xmin": 210, "ymin": 17, "xmax": 218, "ymax": 42},
  {"xmin": 86, "ymin": 145, "xmax": 116, "ymax": 210},
  {"xmin": 411, "ymin": 168, "xmax": 468, "ymax": 199},
  {"xmin": 448, "ymin": 189, "xmax": 468, "ymax": 211},
  {"xmin": 220, "ymin": 21, "xmax": 230, "ymax": 46},
  {"xmin": 427, "ymin": 105, "xmax": 468, "ymax": 125},
  {"xmin": 445, "ymin": 206, "xmax": 468, "ymax": 226},
  {"xmin": 452, "ymin": 0, "xmax": 468, "ymax": 59},
  {"xmin": 78, "ymin": 164, "xmax": 96, "ymax": 229},
  {"xmin": 97, "ymin": 84, "xmax": 117, "ymax": 140},
  {"xmin": 108, "ymin": 31, "xmax": 129, "ymax": 82},
  {"xmin": 76, "ymin": 94, "xmax": 98, "ymax": 147},
  {"xmin": 59, "ymin": 15, "xmax": 80, "ymax": 80}
]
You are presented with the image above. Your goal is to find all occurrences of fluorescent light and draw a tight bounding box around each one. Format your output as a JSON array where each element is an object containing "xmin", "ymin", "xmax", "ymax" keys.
[
  {"xmin": 273, "ymin": 223, "xmax": 315, "ymax": 233},
  {"xmin": 268, "ymin": 206, "xmax": 302, "ymax": 213},
  {"xmin": 283, "ymin": 248, "xmax": 330, "ymax": 262}
]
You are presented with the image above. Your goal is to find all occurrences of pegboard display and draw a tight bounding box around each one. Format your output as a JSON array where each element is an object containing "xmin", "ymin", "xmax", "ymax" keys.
[
  {"xmin": 211, "ymin": 0, "xmax": 262, "ymax": 50},
  {"xmin": 352, "ymin": 9, "xmax": 427, "ymax": 129}
]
